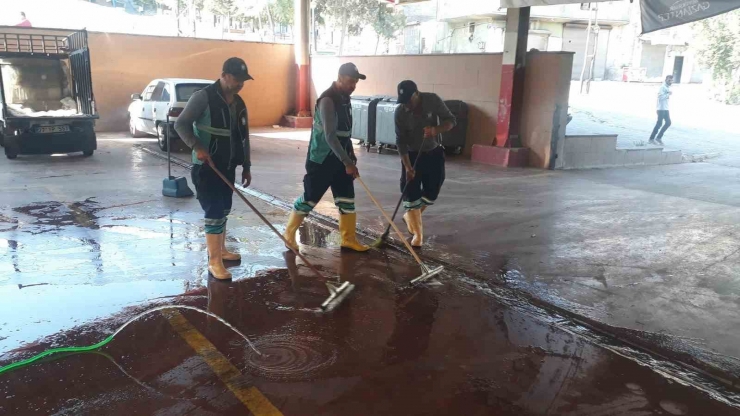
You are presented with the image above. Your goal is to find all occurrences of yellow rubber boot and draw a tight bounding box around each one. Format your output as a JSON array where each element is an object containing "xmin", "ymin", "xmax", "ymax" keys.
[
  {"xmin": 403, "ymin": 211, "xmax": 413, "ymax": 235},
  {"xmin": 407, "ymin": 209, "xmax": 423, "ymax": 247},
  {"xmin": 340, "ymin": 213, "xmax": 369, "ymax": 252},
  {"xmin": 221, "ymin": 228, "xmax": 241, "ymax": 261},
  {"xmin": 283, "ymin": 211, "xmax": 305, "ymax": 251},
  {"xmin": 206, "ymin": 233, "xmax": 232, "ymax": 280},
  {"xmin": 404, "ymin": 206, "xmax": 426, "ymax": 234}
]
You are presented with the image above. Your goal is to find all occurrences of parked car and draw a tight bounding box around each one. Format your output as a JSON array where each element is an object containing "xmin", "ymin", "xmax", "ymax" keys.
[{"xmin": 128, "ymin": 78, "xmax": 211, "ymax": 151}]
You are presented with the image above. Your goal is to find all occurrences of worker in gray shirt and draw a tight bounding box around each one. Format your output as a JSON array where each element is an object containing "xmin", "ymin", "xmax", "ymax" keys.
[
  {"xmin": 174, "ymin": 57, "xmax": 252, "ymax": 280},
  {"xmin": 282, "ymin": 63, "xmax": 369, "ymax": 252},
  {"xmin": 394, "ymin": 80, "xmax": 456, "ymax": 248}
]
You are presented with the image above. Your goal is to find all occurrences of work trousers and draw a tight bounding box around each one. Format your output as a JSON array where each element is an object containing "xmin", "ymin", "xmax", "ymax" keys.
[
  {"xmin": 192, "ymin": 163, "xmax": 235, "ymax": 234},
  {"xmin": 401, "ymin": 145, "xmax": 445, "ymax": 211},
  {"xmin": 294, "ymin": 152, "xmax": 356, "ymax": 215},
  {"xmin": 650, "ymin": 110, "xmax": 672, "ymax": 141}
]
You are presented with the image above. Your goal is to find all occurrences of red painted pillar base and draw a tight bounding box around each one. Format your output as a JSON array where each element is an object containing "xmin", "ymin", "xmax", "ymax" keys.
[
  {"xmin": 496, "ymin": 64, "xmax": 516, "ymax": 147},
  {"xmin": 281, "ymin": 64, "xmax": 313, "ymax": 128},
  {"xmin": 471, "ymin": 6, "xmax": 530, "ymax": 168},
  {"xmin": 283, "ymin": 0, "xmax": 312, "ymax": 128},
  {"xmin": 296, "ymin": 63, "xmax": 311, "ymax": 117}
]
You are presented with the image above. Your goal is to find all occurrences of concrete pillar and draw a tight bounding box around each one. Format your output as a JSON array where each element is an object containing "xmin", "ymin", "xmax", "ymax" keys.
[
  {"xmin": 295, "ymin": 0, "xmax": 310, "ymax": 115},
  {"xmin": 470, "ymin": 7, "xmax": 531, "ymax": 167},
  {"xmin": 496, "ymin": 6, "xmax": 530, "ymax": 148},
  {"xmin": 281, "ymin": 0, "xmax": 313, "ymax": 127}
]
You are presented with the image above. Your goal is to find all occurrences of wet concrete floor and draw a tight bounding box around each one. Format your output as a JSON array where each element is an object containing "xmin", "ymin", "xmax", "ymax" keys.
[
  {"xmin": 162, "ymin": 128, "xmax": 740, "ymax": 383},
  {"xmin": 1, "ymin": 140, "xmax": 739, "ymax": 414}
]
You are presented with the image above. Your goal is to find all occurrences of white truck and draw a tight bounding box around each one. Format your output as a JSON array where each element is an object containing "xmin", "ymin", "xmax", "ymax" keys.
[{"xmin": 0, "ymin": 27, "xmax": 98, "ymax": 159}]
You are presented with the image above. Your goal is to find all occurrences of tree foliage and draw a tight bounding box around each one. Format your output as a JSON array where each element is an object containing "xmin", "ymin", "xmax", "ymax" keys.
[
  {"xmin": 694, "ymin": 9, "xmax": 740, "ymax": 104},
  {"xmin": 370, "ymin": 2, "xmax": 405, "ymax": 53},
  {"xmin": 205, "ymin": 0, "xmax": 238, "ymax": 17},
  {"xmin": 269, "ymin": 0, "xmax": 294, "ymax": 27},
  {"xmin": 313, "ymin": 0, "xmax": 405, "ymax": 55}
]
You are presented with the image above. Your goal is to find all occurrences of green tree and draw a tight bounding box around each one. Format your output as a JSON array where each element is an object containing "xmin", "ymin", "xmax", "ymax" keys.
[
  {"xmin": 694, "ymin": 9, "xmax": 740, "ymax": 104},
  {"xmin": 269, "ymin": 0, "xmax": 294, "ymax": 27},
  {"xmin": 314, "ymin": 0, "xmax": 374, "ymax": 55},
  {"xmin": 206, "ymin": 0, "xmax": 238, "ymax": 17},
  {"xmin": 369, "ymin": 3, "xmax": 405, "ymax": 54}
]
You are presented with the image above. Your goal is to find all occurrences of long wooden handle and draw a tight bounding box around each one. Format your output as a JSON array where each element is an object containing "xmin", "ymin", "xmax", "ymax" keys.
[
  {"xmin": 357, "ymin": 177, "xmax": 424, "ymax": 266},
  {"xmin": 207, "ymin": 162, "xmax": 326, "ymax": 281}
]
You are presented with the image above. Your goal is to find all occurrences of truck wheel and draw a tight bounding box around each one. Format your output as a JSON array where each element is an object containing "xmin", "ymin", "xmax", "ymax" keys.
[
  {"xmin": 83, "ymin": 150, "xmax": 94, "ymax": 157},
  {"xmin": 157, "ymin": 124, "xmax": 168, "ymax": 151},
  {"xmin": 5, "ymin": 147, "xmax": 18, "ymax": 159},
  {"xmin": 129, "ymin": 116, "xmax": 145, "ymax": 138},
  {"xmin": 0, "ymin": 134, "xmax": 4, "ymax": 148}
]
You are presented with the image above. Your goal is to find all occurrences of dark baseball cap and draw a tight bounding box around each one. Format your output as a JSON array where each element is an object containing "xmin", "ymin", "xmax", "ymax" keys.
[
  {"xmin": 338, "ymin": 62, "xmax": 366, "ymax": 80},
  {"xmin": 222, "ymin": 57, "xmax": 254, "ymax": 81},
  {"xmin": 397, "ymin": 80, "xmax": 418, "ymax": 104}
]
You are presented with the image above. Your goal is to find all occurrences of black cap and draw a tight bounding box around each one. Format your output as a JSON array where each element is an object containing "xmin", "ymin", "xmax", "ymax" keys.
[
  {"xmin": 222, "ymin": 57, "xmax": 253, "ymax": 82},
  {"xmin": 338, "ymin": 62, "xmax": 366, "ymax": 80},
  {"xmin": 397, "ymin": 80, "xmax": 418, "ymax": 104}
]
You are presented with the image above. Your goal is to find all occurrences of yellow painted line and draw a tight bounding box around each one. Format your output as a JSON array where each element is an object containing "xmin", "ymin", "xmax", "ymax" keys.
[{"xmin": 164, "ymin": 310, "xmax": 283, "ymax": 416}]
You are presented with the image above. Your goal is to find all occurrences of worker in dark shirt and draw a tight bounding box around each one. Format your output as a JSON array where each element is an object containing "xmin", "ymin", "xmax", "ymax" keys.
[
  {"xmin": 282, "ymin": 63, "xmax": 369, "ymax": 253},
  {"xmin": 175, "ymin": 57, "xmax": 252, "ymax": 280},
  {"xmin": 394, "ymin": 80, "xmax": 456, "ymax": 248}
]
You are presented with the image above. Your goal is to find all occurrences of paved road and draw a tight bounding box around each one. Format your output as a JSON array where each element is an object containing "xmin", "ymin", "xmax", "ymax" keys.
[{"xmin": 567, "ymin": 82, "xmax": 740, "ymax": 166}]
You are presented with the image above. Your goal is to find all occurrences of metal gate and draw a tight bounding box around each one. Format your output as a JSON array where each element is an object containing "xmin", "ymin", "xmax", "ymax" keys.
[
  {"xmin": 562, "ymin": 25, "xmax": 610, "ymax": 81},
  {"xmin": 68, "ymin": 30, "xmax": 95, "ymax": 116}
]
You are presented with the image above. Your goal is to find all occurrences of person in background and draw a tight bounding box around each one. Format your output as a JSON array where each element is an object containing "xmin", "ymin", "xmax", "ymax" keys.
[
  {"xmin": 16, "ymin": 12, "xmax": 32, "ymax": 27},
  {"xmin": 649, "ymin": 75, "xmax": 673, "ymax": 146}
]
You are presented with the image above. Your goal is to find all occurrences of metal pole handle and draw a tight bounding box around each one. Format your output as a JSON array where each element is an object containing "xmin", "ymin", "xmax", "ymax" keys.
[{"xmin": 166, "ymin": 112, "xmax": 171, "ymax": 179}]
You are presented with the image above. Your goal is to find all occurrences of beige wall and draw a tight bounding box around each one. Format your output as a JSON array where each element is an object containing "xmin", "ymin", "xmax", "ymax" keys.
[
  {"xmin": 311, "ymin": 52, "xmax": 573, "ymax": 166},
  {"xmin": 89, "ymin": 32, "xmax": 295, "ymax": 131},
  {"xmin": 311, "ymin": 54, "xmax": 502, "ymax": 155},
  {"xmin": 521, "ymin": 52, "xmax": 573, "ymax": 168}
]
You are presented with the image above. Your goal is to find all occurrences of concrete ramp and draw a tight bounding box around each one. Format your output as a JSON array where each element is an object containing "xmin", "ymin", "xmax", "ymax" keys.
[{"xmin": 558, "ymin": 134, "xmax": 683, "ymax": 170}]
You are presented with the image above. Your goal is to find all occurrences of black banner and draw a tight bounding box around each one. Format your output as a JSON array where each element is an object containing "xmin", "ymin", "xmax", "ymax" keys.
[{"xmin": 641, "ymin": 0, "xmax": 740, "ymax": 33}]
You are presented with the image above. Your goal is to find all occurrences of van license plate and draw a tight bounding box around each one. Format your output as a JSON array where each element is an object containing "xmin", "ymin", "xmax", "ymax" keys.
[{"xmin": 36, "ymin": 125, "xmax": 70, "ymax": 134}]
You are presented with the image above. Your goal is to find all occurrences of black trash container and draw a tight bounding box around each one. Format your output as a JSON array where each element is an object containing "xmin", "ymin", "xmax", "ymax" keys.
[{"xmin": 441, "ymin": 100, "xmax": 468, "ymax": 155}]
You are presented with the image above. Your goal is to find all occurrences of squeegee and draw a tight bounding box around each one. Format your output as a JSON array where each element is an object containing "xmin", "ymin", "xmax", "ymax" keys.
[
  {"xmin": 357, "ymin": 177, "xmax": 444, "ymax": 285},
  {"xmin": 207, "ymin": 161, "xmax": 355, "ymax": 312}
]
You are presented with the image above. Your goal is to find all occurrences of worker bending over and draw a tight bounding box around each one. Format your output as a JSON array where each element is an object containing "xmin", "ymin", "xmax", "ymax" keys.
[
  {"xmin": 394, "ymin": 80, "xmax": 456, "ymax": 247},
  {"xmin": 175, "ymin": 57, "xmax": 253, "ymax": 280},
  {"xmin": 283, "ymin": 63, "xmax": 369, "ymax": 252}
]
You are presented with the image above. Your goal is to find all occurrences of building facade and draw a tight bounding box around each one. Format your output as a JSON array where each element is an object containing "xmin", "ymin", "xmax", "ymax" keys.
[{"xmin": 395, "ymin": 0, "xmax": 704, "ymax": 83}]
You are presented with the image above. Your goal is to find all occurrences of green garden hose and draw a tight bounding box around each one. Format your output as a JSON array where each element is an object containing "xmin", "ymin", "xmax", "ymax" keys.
[{"xmin": 0, "ymin": 305, "xmax": 262, "ymax": 376}]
